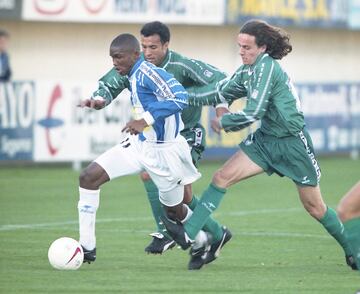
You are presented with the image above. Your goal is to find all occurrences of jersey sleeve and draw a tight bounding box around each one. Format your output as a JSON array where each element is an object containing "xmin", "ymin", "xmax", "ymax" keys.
[
  {"xmin": 178, "ymin": 58, "xmax": 227, "ymax": 106},
  {"xmin": 91, "ymin": 68, "xmax": 130, "ymax": 106},
  {"xmin": 141, "ymin": 66, "xmax": 188, "ymax": 125},
  {"xmin": 186, "ymin": 83, "xmax": 224, "ymax": 106},
  {"xmin": 221, "ymin": 60, "xmax": 275, "ymax": 132}
]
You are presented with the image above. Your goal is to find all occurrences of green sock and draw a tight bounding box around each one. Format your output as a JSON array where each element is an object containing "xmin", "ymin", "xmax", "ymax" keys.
[
  {"xmin": 184, "ymin": 183, "xmax": 226, "ymax": 240},
  {"xmin": 319, "ymin": 207, "xmax": 352, "ymax": 256},
  {"xmin": 344, "ymin": 217, "xmax": 360, "ymax": 269},
  {"xmin": 187, "ymin": 195, "xmax": 199, "ymax": 211},
  {"xmin": 143, "ymin": 180, "xmax": 169, "ymax": 238},
  {"xmin": 188, "ymin": 195, "xmax": 223, "ymax": 242}
]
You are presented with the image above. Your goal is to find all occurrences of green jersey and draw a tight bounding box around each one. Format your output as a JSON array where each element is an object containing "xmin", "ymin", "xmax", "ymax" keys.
[
  {"xmin": 219, "ymin": 53, "xmax": 305, "ymax": 138},
  {"xmin": 92, "ymin": 50, "xmax": 227, "ymax": 129}
]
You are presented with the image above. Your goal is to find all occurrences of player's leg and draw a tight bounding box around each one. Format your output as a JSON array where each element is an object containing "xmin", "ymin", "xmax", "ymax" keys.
[
  {"xmin": 163, "ymin": 149, "xmax": 264, "ymax": 250},
  {"xmin": 337, "ymin": 181, "xmax": 360, "ymax": 270},
  {"xmin": 159, "ymin": 185, "xmax": 209, "ymax": 251},
  {"xmin": 141, "ymin": 128, "xmax": 205, "ymax": 254},
  {"xmin": 144, "ymin": 135, "xmax": 212, "ymax": 262},
  {"xmin": 183, "ymin": 182, "xmax": 232, "ymax": 269},
  {"xmin": 196, "ymin": 149, "xmax": 264, "ymax": 265},
  {"xmin": 162, "ymin": 128, "xmax": 267, "ymax": 247},
  {"xmin": 180, "ymin": 126, "xmax": 233, "ymax": 268},
  {"xmin": 171, "ymin": 183, "xmax": 225, "ymax": 270},
  {"xmin": 297, "ymin": 184, "xmax": 355, "ymax": 268},
  {"xmin": 183, "ymin": 149, "xmax": 263, "ymax": 241},
  {"xmin": 78, "ymin": 162, "xmax": 109, "ymax": 262},
  {"xmin": 337, "ymin": 181, "xmax": 360, "ymax": 222},
  {"xmin": 143, "ymin": 127, "xmax": 203, "ymax": 254},
  {"xmin": 147, "ymin": 133, "xmax": 233, "ymax": 269},
  {"xmin": 276, "ymin": 129, "xmax": 354, "ymax": 268},
  {"xmin": 78, "ymin": 138, "xmax": 142, "ymax": 263},
  {"xmin": 141, "ymin": 171, "xmax": 175, "ymax": 254},
  {"xmin": 184, "ymin": 184, "xmax": 222, "ymax": 240},
  {"xmin": 184, "ymin": 125, "xmax": 252, "ymax": 241}
]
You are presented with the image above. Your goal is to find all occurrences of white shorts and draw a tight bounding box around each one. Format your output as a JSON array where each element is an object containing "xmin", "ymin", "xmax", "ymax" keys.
[{"xmin": 94, "ymin": 135, "xmax": 201, "ymax": 206}]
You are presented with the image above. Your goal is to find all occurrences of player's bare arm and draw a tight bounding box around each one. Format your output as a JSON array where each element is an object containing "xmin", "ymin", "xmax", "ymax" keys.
[
  {"xmin": 215, "ymin": 105, "xmax": 230, "ymax": 117},
  {"xmin": 211, "ymin": 116, "xmax": 223, "ymax": 134},
  {"xmin": 78, "ymin": 97, "xmax": 106, "ymax": 110},
  {"xmin": 211, "ymin": 105, "xmax": 229, "ymax": 134}
]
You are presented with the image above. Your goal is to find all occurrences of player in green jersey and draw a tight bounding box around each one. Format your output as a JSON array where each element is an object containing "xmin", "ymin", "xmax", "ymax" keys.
[
  {"xmin": 337, "ymin": 181, "xmax": 360, "ymax": 270},
  {"xmin": 91, "ymin": 21, "xmax": 230, "ymax": 270},
  {"xmin": 162, "ymin": 19, "xmax": 357, "ymax": 270}
]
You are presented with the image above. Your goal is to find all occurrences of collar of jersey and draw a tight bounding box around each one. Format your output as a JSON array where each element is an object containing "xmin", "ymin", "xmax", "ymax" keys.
[
  {"xmin": 129, "ymin": 56, "xmax": 145, "ymax": 77},
  {"xmin": 158, "ymin": 50, "xmax": 171, "ymax": 68},
  {"xmin": 247, "ymin": 53, "xmax": 268, "ymax": 72}
]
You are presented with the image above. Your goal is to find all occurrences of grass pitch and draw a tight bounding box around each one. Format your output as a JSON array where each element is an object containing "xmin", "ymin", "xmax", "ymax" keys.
[{"xmin": 0, "ymin": 157, "xmax": 359, "ymax": 293}]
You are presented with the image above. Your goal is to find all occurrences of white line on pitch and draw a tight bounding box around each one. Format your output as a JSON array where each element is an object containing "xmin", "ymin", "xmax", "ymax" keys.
[
  {"xmin": 0, "ymin": 207, "xmax": 304, "ymax": 232},
  {"xmin": 0, "ymin": 216, "xmax": 153, "ymax": 231},
  {"xmin": 226, "ymin": 207, "xmax": 302, "ymax": 216}
]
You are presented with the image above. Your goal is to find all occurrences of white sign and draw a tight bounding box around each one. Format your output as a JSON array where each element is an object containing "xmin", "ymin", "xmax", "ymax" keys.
[
  {"xmin": 22, "ymin": 0, "xmax": 225, "ymax": 24},
  {"xmin": 33, "ymin": 80, "xmax": 132, "ymax": 161}
]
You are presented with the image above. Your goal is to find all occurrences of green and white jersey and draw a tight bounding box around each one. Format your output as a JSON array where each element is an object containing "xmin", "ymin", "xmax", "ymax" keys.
[
  {"xmin": 219, "ymin": 53, "xmax": 305, "ymax": 138},
  {"xmin": 92, "ymin": 50, "xmax": 227, "ymax": 129}
]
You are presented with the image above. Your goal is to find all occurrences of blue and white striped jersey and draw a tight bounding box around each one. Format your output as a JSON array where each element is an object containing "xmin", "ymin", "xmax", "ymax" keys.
[{"xmin": 129, "ymin": 57, "xmax": 188, "ymax": 143}]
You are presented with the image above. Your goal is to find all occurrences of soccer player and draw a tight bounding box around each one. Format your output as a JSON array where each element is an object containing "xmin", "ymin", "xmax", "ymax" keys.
[
  {"xmin": 77, "ymin": 33, "xmax": 209, "ymax": 267},
  {"xmin": 162, "ymin": 19, "xmax": 357, "ymax": 270},
  {"xmin": 337, "ymin": 181, "xmax": 360, "ymax": 270},
  {"xmin": 91, "ymin": 21, "xmax": 231, "ymax": 270}
]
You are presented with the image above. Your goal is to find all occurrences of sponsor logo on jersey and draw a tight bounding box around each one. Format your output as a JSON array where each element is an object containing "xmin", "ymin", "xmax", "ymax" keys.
[
  {"xmin": 203, "ymin": 70, "xmax": 213, "ymax": 78},
  {"xmin": 251, "ymin": 89, "xmax": 259, "ymax": 99}
]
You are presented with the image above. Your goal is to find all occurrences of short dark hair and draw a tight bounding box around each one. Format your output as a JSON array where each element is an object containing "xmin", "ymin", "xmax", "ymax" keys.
[
  {"xmin": 240, "ymin": 19, "xmax": 292, "ymax": 60},
  {"xmin": 110, "ymin": 33, "xmax": 140, "ymax": 53},
  {"xmin": 140, "ymin": 21, "xmax": 170, "ymax": 44},
  {"xmin": 0, "ymin": 29, "xmax": 9, "ymax": 38}
]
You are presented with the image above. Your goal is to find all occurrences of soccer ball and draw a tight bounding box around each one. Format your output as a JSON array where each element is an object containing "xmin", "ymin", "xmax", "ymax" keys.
[{"xmin": 48, "ymin": 237, "xmax": 84, "ymax": 270}]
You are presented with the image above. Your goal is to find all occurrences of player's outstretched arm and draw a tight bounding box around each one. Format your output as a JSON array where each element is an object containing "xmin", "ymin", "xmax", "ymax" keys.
[
  {"xmin": 92, "ymin": 68, "xmax": 131, "ymax": 106},
  {"xmin": 78, "ymin": 97, "xmax": 106, "ymax": 110},
  {"xmin": 175, "ymin": 56, "xmax": 227, "ymax": 106}
]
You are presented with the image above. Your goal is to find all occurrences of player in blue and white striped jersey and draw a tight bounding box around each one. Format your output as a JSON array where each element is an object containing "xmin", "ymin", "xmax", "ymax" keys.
[
  {"xmin": 77, "ymin": 33, "xmax": 208, "ymax": 265},
  {"xmin": 126, "ymin": 58, "xmax": 187, "ymax": 143}
]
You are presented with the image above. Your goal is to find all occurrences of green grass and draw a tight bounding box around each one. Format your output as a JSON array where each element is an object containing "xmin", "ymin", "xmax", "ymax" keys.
[{"xmin": 0, "ymin": 157, "xmax": 359, "ymax": 293}]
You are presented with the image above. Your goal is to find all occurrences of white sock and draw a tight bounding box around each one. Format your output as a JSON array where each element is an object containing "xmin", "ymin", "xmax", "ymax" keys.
[
  {"xmin": 180, "ymin": 204, "xmax": 192, "ymax": 224},
  {"xmin": 78, "ymin": 187, "xmax": 100, "ymax": 250},
  {"xmin": 181, "ymin": 204, "xmax": 208, "ymax": 249},
  {"xmin": 193, "ymin": 230, "xmax": 209, "ymax": 250}
]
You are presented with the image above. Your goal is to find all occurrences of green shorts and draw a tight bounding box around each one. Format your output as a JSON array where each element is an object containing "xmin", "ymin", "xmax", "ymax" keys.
[
  {"xmin": 240, "ymin": 128, "xmax": 321, "ymax": 186},
  {"xmin": 180, "ymin": 123, "xmax": 206, "ymax": 167}
]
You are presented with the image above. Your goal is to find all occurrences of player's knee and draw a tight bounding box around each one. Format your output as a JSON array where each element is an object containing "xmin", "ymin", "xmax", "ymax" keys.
[
  {"xmin": 337, "ymin": 204, "xmax": 352, "ymax": 222},
  {"xmin": 307, "ymin": 208, "xmax": 322, "ymax": 220},
  {"xmin": 304, "ymin": 202, "xmax": 326, "ymax": 220},
  {"xmin": 183, "ymin": 185, "xmax": 192, "ymax": 204},
  {"xmin": 79, "ymin": 168, "xmax": 93, "ymax": 187},
  {"xmin": 164, "ymin": 202, "xmax": 187, "ymax": 221},
  {"xmin": 212, "ymin": 169, "xmax": 229, "ymax": 188},
  {"xmin": 140, "ymin": 171, "xmax": 151, "ymax": 182},
  {"xmin": 166, "ymin": 210, "xmax": 177, "ymax": 221},
  {"xmin": 165, "ymin": 206, "xmax": 178, "ymax": 221},
  {"xmin": 79, "ymin": 166, "xmax": 106, "ymax": 189}
]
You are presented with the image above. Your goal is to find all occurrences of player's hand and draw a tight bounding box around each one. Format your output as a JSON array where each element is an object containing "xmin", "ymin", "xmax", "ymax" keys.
[
  {"xmin": 77, "ymin": 98, "xmax": 106, "ymax": 110},
  {"xmin": 122, "ymin": 119, "xmax": 148, "ymax": 135},
  {"xmin": 215, "ymin": 106, "xmax": 230, "ymax": 117},
  {"xmin": 211, "ymin": 117, "xmax": 223, "ymax": 134}
]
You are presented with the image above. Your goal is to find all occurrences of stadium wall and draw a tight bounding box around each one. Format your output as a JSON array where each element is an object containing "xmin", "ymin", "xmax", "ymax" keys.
[{"xmin": 2, "ymin": 21, "xmax": 360, "ymax": 83}]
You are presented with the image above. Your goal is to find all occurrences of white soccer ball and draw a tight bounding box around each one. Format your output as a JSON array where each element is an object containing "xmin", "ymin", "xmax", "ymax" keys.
[{"xmin": 48, "ymin": 237, "xmax": 84, "ymax": 270}]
